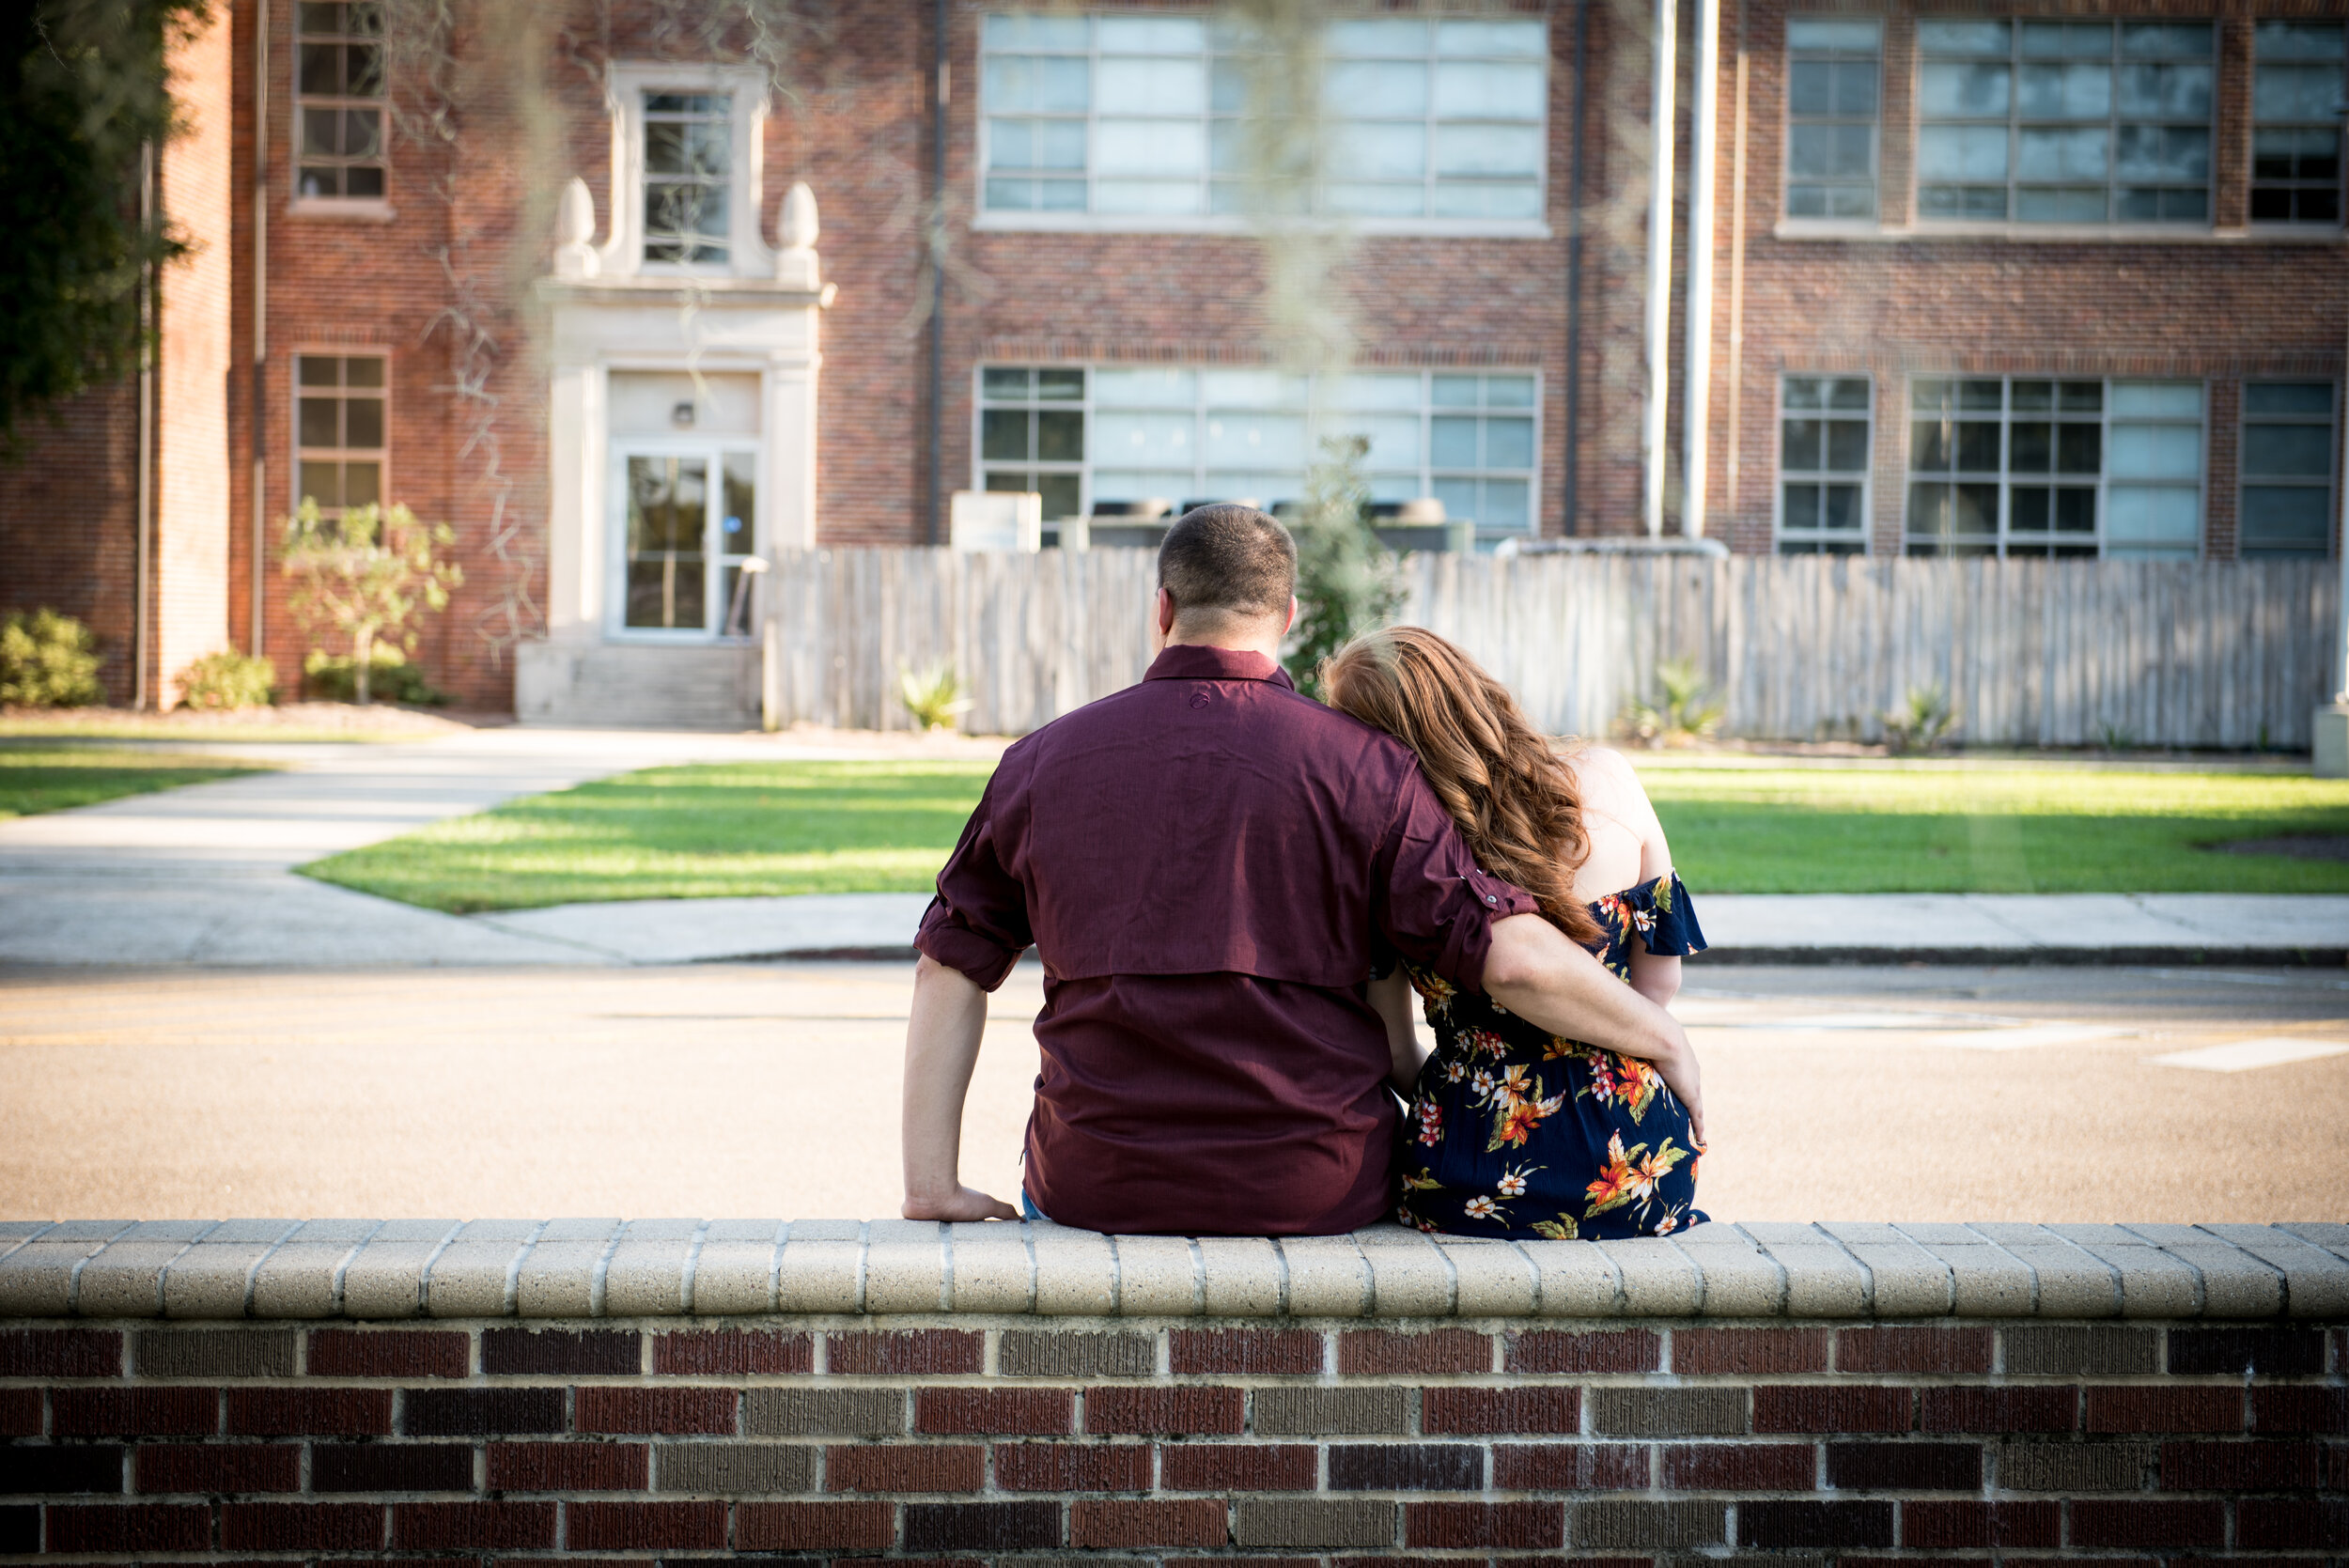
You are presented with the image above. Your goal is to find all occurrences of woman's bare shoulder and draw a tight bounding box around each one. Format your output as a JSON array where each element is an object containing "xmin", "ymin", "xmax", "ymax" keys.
[{"xmin": 1564, "ymin": 744, "xmax": 1670, "ymax": 861}]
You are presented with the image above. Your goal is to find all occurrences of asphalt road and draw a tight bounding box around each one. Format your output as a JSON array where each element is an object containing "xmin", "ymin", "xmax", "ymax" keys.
[{"xmin": 1, "ymin": 962, "xmax": 2342, "ymax": 1224}]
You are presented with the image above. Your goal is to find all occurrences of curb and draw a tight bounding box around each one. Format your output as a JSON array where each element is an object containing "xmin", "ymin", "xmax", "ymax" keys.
[{"xmin": 707, "ymin": 945, "xmax": 2349, "ymax": 968}]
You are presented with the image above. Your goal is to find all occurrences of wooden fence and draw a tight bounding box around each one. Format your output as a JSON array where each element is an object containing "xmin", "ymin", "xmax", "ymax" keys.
[{"xmin": 760, "ymin": 548, "xmax": 2337, "ymax": 749}]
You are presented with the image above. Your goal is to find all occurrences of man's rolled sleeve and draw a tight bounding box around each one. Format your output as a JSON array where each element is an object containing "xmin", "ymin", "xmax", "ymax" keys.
[
  {"xmin": 1375, "ymin": 774, "xmax": 1542, "ymax": 992},
  {"xmin": 913, "ymin": 785, "xmax": 1033, "ymax": 991}
]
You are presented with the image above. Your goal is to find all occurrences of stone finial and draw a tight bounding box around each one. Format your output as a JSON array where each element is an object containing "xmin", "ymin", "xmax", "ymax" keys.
[
  {"xmin": 776, "ymin": 180, "xmax": 820, "ymax": 289},
  {"xmin": 553, "ymin": 178, "xmax": 599, "ymax": 280}
]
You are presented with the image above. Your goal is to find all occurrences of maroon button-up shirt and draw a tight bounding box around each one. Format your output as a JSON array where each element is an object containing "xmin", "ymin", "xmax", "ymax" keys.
[{"xmin": 915, "ymin": 644, "xmax": 1539, "ymax": 1236}]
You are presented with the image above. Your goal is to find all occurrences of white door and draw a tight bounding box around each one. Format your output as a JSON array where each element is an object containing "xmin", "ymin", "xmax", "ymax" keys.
[{"xmin": 611, "ymin": 442, "xmax": 763, "ymax": 639}]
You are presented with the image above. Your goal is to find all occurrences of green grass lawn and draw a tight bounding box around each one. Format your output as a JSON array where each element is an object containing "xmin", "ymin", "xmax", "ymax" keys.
[
  {"xmin": 0, "ymin": 749, "xmax": 276, "ymax": 819},
  {"xmin": 299, "ymin": 753, "xmax": 2349, "ymax": 913}
]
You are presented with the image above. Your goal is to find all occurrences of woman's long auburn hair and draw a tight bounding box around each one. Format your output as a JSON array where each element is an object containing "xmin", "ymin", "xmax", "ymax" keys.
[{"xmin": 1322, "ymin": 626, "xmax": 1605, "ymax": 947}]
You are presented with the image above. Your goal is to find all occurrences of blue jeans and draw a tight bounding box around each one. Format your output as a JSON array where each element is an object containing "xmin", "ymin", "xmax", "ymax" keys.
[{"xmin": 1020, "ymin": 1187, "xmax": 1048, "ymax": 1222}]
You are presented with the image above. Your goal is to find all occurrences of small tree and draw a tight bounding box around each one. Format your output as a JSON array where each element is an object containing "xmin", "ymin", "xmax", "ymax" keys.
[
  {"xmin": 1283, "ymin": 434, "xmax": 1403, "ymax": 699},
  {"xmin": 278, "ymin": 500, "xmax": 462, "ymax": 705}
]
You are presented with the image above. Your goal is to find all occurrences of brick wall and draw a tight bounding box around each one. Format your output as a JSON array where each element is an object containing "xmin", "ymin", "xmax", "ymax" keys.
[{"xmin": 2, "ymin": 1315, "xmax": 2341, "ymax": 1562}]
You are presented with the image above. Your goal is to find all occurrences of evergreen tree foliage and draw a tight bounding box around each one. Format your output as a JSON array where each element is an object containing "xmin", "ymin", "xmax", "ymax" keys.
[{"xmin": 1283, "ymin": 434, "xmax": 1403, "ymax": 700}]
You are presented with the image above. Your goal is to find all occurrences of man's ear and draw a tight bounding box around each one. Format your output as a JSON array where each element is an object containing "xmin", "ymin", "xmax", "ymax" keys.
[
  {"xmin": 1283, "ymin": 595, "xmax": 1299, "ymax": 635},
  {"xmin": 1157, "ymin": 586, "xmax": 1178, "ymax": 637}
]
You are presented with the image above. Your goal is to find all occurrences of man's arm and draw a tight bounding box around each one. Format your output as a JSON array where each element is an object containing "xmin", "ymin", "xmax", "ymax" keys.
[
  {"xmin": 1482, "ymin": 913, "xmax": 1704, "ymax": 1145},
  {"xmin": 900, "ymin": 954, "xmax": 1019, "ymax": 1221}
]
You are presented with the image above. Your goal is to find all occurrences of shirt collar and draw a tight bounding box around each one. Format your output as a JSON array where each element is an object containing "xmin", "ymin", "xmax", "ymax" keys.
[{"xmin": 1145, "ymin": 644, "xmax": 1295, "ymax": 688}]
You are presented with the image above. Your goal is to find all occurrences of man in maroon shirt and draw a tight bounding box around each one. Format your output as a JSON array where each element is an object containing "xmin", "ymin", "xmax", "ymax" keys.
[{"xmin": 904, "ymin": 505, "xmax": 1696, "ymax": 1234}]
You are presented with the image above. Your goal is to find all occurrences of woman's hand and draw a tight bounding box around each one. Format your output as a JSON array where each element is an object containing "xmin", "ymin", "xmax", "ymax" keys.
[
  {"xmin": 1653, "ymin": 1037, "xmax": 1705, "ymax": 1151},
  {"xmin": 903, "ymin": 1184, "xmax": 1019, "ymax": 1222}
]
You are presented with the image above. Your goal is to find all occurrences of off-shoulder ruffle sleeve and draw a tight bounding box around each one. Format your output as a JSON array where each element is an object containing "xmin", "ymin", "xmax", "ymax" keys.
[{"xmin": 1622, "ymin": 871, "xmax": 1705, "ymax": 957}]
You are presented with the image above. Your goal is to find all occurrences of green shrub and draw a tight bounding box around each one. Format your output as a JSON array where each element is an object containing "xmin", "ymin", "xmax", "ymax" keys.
[
  {"xmin": 0, "ymin": 608, "xmax": 102, "ymax": 707},
  {"xmin": 1619, "ymin": 658, "xmax": 1727, "ymax": 748},
  {"xmin": 176, "ymin": 649, "xmax": 277, "ymax": 710},
  {"xmin": 278, "ymin": 499, "xmax": 463, "ymax": 703},
  {"xmin": 303, "ymin": 646, "xmax": 450, "ymax": 706},
  {"xmin": 896, "ymin": 660, "xmax": 973, "ymax": 731},
  {"xmin": 1284, "ymin": 435, "xmax": 1403, "ymax": 700}
]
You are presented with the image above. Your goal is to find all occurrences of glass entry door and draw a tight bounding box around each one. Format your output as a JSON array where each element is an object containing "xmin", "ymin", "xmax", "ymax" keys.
[{"xmin": 617, "ymin": 446, "xmax": 759, "ymax": 636}]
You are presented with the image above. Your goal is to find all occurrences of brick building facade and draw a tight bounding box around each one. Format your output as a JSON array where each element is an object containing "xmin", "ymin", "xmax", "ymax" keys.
[{"xmin": 3, "ymin": 0, "xmax": 2343, "ymax": 711}]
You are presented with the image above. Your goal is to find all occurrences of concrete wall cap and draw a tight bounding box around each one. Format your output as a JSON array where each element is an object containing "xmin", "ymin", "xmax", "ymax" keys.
[{"xmin": 2, "ymin": 1219, "xmax": 2331, "ymax": 1320}]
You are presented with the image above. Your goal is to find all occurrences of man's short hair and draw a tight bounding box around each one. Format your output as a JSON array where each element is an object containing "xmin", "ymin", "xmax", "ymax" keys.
[{"xmin": 1157, "ymin": 504, "xmax": 1297, "ymax": 621}]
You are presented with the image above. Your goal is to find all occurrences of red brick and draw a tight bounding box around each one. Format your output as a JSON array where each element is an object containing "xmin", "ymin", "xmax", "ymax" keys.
[
  {"xmin": 311, "ymin": 1442, "xmax": 474, "ymax": 1491},
  {"xmin": 1825, "ymin": 1441, "xmax": 1981, "ymax": 1491},
  {"xmin": 1172, "ymin": 1327, "xmax": 1323, "ymax": 1375},
  {"xmin": 825, "ymin": 1443, "xmax": 984, "ymax": 1492},
  {"xmin": 1754, "ymin": 1386, "xmax": 1911, "ymax": 1434},
  {"xmin": 1071, "ymin": 1498, "xmax": 1225, "ymax": 1548},
  {"xmin": 1504, "ymin": 1329, "xmax": 1659, "ymax": 1374},
  {"xmin": 388, "ymin": 1500, "xmax": 559, "ymax": 1550},
  {"xmin": 905, "ymin": 1499, "xmax": 1062, "ymax": 1550},
  {"xmin": 738, "ymin": 1500, "xmax": 895, "ymax": 1550},
  {"xmin": 1921, "ymin": 1387, "xmax": 2077, "ymax": 1433},
  {"xmin": 916, "ymin": 1388, "xmax": 1074, "ymax": 1436},
  {"xmin": 2072, "ymin": 1500, "xmax": 2227, "ymax": 1548},
  {"xmin": 1159, "ymin": 1442, "xmax": 1316, "ymax": 1491},
  {"xmin": 304, "ymin": 1329, "xmax": 469, "ymax": 1379},
  {"xmin": 402, "ymin": 1386, "xmax": 567, "ymax": 1437},
  {"xmin": 2329, "ymin": 1441, "xmax": 2349, "ymax": 1490},
  {"xmin": 574, "ymin": 1386, "xmax": 737, "ymax": 1435},
  {"xmin": 225, "ymin": 1388, "xmax": 392, "ymax": 1436},
  {"xmin": 1740, "ymin": 1500, "xmax": 1896, "ymax": 1547},
  {"xmin": 479, "ymin": 1327, "xmax": 640, "ymax": 1375},
  {"xmin": 1337, "ymin": 1328, "xmax": 1492, "ymax": 1374},
  {"xmin": 46, "ymin": 1502, "xmax": 212, "ymax": 1552},
  {"xmin": 994, "ymin": 1441, "xmax": 1150, "ymax": 1492},
  {"xmin": 222, "ymin": 1500, "xmax": 386, "ymax": 1551},
  {"xmin": 486, "ymin": 1440, "xmax": 647, "ymax": 1491},
  {"xmin": 2085, "ymin": 1387, "xmax": 2244, "ymax": 1434},
  {"xmin": 2168, "ymin": 1327, "xmax": 2327, "ymax": 1375},
  {"xmin": 1674, "ymin": 1327, "xmax": 1829, "ymax": 1375},
  {"xmin": 1901, "ymin": 1500, "xmax": 2061, "ymax": 1548},
  {"xmin": 0, "ymin": 1505, "xmax": 26, "ymax": 1556},
  {"xmin": 2237, "ymin": 1499, "xmax": 2349, "ymax": 1549},
  {"xmin": 566, "ymin": 1499, "xmax": 728, "ymax": 1549},
  {"xmin": 1407, "ymin": 1501, "xmax": 1565, "ymax": 1548},
  {"xmin": 652, "ymin": 1327, "xmax": 812, "ymax": 1375},
  {"xmin": 53, "ymin": 1387, "xmax": 218, "ymax": 1436},
  {"xmin": 826, "ymin": 1327, "xmax": 983, "ymax": 1374},
  {"xmin": 1329, "ymin": 1442, "xmax": 1482, "ymax": 1490},
  {"xmin": 1423, "ymin": 1387, "xmax": 1581, "ymax": 1434},
  {"xmin": 2161, "ymin": 1438, "xmax": 2322, "ymax": 1490},
  {"xmin": 1083, "ymin": 1386, "xmax": 1241, "ymax": 1436},
  {"xmin": 0, "ymin": 1444, "xmax": 120, "ymax": 1494},
  {"xmin": 0, "ymin": 1328, "xmax": 121, "ymax": 1378},
  {"xmin": 1493, "ymin": 1443, "xmax": 1649, "ymax": 1491},
  {"xmin": 1662, "ymin": 1442, "xmax": 1813, "ymax": 1490},
  {"xmin": 1836, "ymin": 1327, "xmax": 1993, "ymax": 1374},
  {"xmin": 134, "ymin": 1442, "xmax": 301, "ymax": 1495},
  {"xmin": 2252, "ymin": 1387, "xmax": 2349, "ymax": 1433},
  {"xmin": 0, "ymin": 1389, "xmax": 39, "ymax": 1436}
]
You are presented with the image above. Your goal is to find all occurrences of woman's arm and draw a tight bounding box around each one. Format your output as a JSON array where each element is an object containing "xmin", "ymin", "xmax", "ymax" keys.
[
  {"xmin": 1579, "ymin": 747, "xmax": 1683, "ymax": 1010},
  {"xmin": 1367, "ymin": 971, "xmax": 1427, "ymax": 1095}
]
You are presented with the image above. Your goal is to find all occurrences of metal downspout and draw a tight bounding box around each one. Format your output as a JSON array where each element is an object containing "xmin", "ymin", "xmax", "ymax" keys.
[
  {"xmin": 251, "ymin": 0, "xmax": 269, "ymax": 653},
  {"xmin": 926, "ymin": 0, "xmax": 946, "ymax": 546},
  {"xmin": 1641, "ymin": 0, "xmax": 1678, "ymax": 537},
  {"xmin": 135, "ymin": 142, "xmax": 157, "ymax": 709},
  {"xmin": 1563, "ymin": 0, "xmax": 1588, "ymax": 536},
  {"xmin": 1682, "ymin": 0, "xmax": 1720, "ymax": 538}
]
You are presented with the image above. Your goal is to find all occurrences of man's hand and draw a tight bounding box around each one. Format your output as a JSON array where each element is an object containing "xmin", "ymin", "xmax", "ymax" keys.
[{"xmin": 901, "ymin": 954, "xmax": 1019, "ymax": 1221}]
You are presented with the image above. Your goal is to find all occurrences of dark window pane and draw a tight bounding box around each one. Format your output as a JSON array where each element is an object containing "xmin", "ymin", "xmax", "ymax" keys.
[
  {"xmin": 1954, "ymin": 483, "xmax": 2000, "ymax": 535},
  {"xmin": 982, "ymin": 367, "xmax": 1031, "ymax": 398},
  {"xmin": 1959, "ymin": 380, "xmax": 2003, "ymax": 411},
  {"xmin": 1783, "ymin": 482, "xmax": 1822, "ymax": 527},
  {"xmin": 2250, "ymin": 187, "xmax": 2296, "ymax": 221},
  {"xmin": 1954, "ymin": 420, "xmax": 2001, "ymax": 471},
  {"xmin": 1829, "ymin": 378, "xmax": 1871, "ymax": 411},
  {"xmin": 983, "ymin": 470, "xmax": 1031, "ymax": 492},
  {"xmin": 343, "ymin": 163, "xmax": 382, "ymax": 196},
  {"xmin": 2246, "ymin": 381, "xmax": 2332, "ymax": 416},
  {"xmin": 1783, "ymin": 377, "xmax": 1825, "ymax": 411},
  {"xmin": 299, "ymin": 396, "xmax": 340, "ymax": 447},
  {"xmin": 2011, "ymin": 380, "xmax": 2053, "ymax": 411},
  {"xmin": 299, "ymin": 42, "xmax": 342, "ymax": 94},
  {"xmin": 1039, "ymin": 473, "xmax": 1081, "ymax": 518},
  {"xmin": 1035, "ymin": 410, "xmax": 1084, "ymax": 461},
  {"xmin": 1826, "ymin": 420, "xmax": 1870, "ymax": 470},
  {"xmin": 342, "ymin": 461, "xmax": 380, "ymax": 507},
  {"xmin": 1834, "ymin": 60, "xmax": 1878, "ymax": 114},
  {"xmin": 297, "ymin": 3, "xmax": 341, "ymax": 35},
  {"xmin": 981, "ymin": 409, "xmax": 1031, "ymax": 461},
  {"xmin": 2242, "ymin": 485, "xmax": 2332, "ymax": 551},
  {"xmin": 343, "ymin": 357, "xmax": 382, "ymax": 387},
  {"xmin": 2011, "ymin": 422, "xmax": 2053, "ymax": 472},
  {"xmin": 1910, "ymin": 421, "xmax": 1951, "ymax": 471},
  {"xmin": 2057, "ymin": 423, "xmax": 2102, "ymax": 473},
  {"xmin": 1790, "ymin": 60, "xmax": 1834, "ymax": 116},
  {"xmin": 346, "ymin": 43, "xmax": 381, "ymax": 95},
  {"xmin": 2246, "ymin": 422, "xmax": 2333, "ymax": 475},
  {"xmin": 2012, "ymin": 487, "xmax": 2051, "ymax": 530},
  {"xmin": 2304, "ymin": 188, "xmax": 2341, "ymax": 222},
  {"xmin": 1037, "ymin": 368, "xmax": 1084, "ymax": 400},
  {"xmin": 343, "ymin": 397, "xmax": 383, "ymax": 448},
  {"xmin": 2055, "ymin": 487, "xmax": 2096, "ymax": 531},
  {"xmin": 2059, "ymin": 380, "xmax": 2104, "ymax": 412},
  {"xmin": 298, "ymin": 459, "xmax": 342, "ymax": 508},
  {"xmin": 1783, "ymin": 417, "xmax": 1825, "ymax": 471},
  {"xmin": 298, "ymin": 356, "xmax": 340, "ymax": 387},
  {"xmin": 1822, "ymin": 483, "xmax": 1865, "ymax": 529}
]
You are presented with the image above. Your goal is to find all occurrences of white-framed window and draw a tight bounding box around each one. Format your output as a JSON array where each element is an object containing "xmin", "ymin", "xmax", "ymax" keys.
[
  {"xmin": 294, "ymin": 1, "xmax": 385, "ymax": 202},
  {"xmin": 293, "ymin": 353, "xmax": 386, "ymax": 517},
  {"xmin": 975, "ymin": 365, "xmax": 1539, "ymax": 539},
  {"xmin": 1916, "ymin": 19, "xmax": 2213, "ymax": 224},
  {"xmin": 598, "ymin": 65, "xmax": 773, "ymax": 279},
  {"xmin": 2251, "ymin": 23, "xmax": 2344, "ymax": 225},
  {"xmin": 2240, "ymin": 381, "xmax": 2336, "ymax": 557},
  {"xmin": 1784, "ymin": 19, "xmax": 1880, "ymax": 219},
  {"xmin": 978, "ymin": 12, "xmax": 1548, "ymax": 232},
  {"xmin": 1905, "ymin": 376, "xmax": 2203, "ymax": 558},
  {"xmin": 1778, "ymin": 375, "xmax": 1871, "ymax": 553}
]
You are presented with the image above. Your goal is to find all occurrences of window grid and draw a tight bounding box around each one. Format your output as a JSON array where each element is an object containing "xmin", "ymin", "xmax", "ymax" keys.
[
  {"xmin": 642, "ymin": 92, "xmax": 732, "ymax": 266},
  {"xmin": 1903, "ymin": 376, "xmax": 2205, "ymax": 559},
  {"xmin": 294, "ymin": 1, "xmax": 385, "ymax": 200},
  {"xmin": 974, "ymin": 365, "xmax": 1541, "ymax": 539},
  {"xmin": 979, "ymin": 12, "xmax": 1548, "ymax": 224},
  {"xmin": 1784, "ymin": 19, "xmax": 1881, "ymax": 219},
  {"xmin": 2251, "ymin": 22, "xmax": 2344, "ymax": 225},
  {"xmin": 1916, "ymin": 19, "xmax": 2214, "ymax": 225},
  {"xmin": 293, "ymin": 354, "xmax": 387, "ymax": 518},
  {"xmin": 2239, "ymin": 381, "xmax": 2337, "ymax": 558},
  {"xmin": 1777, "ymin": 375, "xmax": 1873, "ymax": 554}
]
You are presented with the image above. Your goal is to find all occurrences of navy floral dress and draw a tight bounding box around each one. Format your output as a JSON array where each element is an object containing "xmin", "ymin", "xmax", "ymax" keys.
[{"xmin": 1396, "ymin": 873, "xmax": 1709, "ymax": 1240}]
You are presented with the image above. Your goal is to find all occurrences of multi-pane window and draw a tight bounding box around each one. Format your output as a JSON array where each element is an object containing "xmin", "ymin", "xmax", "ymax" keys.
[
  {"xmin": 1905, "ymin": 377, "xmax": 2203, "ymax": 558},
  {"xmin": 980, "ymin": 13, "xmax": 1548, "ymax": 222},
  {"xmin": 643, "ymin": 92, "xmax": 731, "ymax": 265},
  {"xmin": 294, "ymin": 2, "xmax": 384, "ymax": 199},
  {"xmin": 2252, "ymin": 23, "xmax": 2343, "ymax": 224},
  {"xmin": 1785, "ymin": 20, "xmax": 1880, "ymax": 218},
  {"xmin": 976, "ymin": 366, "xmax": 1538, "ymax": 538},
  {"xmin": 2241, "ymin": 383, "xmax": 2336, "ymax": 557},
  {"xmin": 1917, "ymin": 20, "xmax": 2212, "ymax": 223},
  {"xmin": 1779, "ymin": 376, "xmax": 1871, "ymax": 553},
  {"xmin": 294, "ymin": 355, "xmax": 386, "ymax": 516}
]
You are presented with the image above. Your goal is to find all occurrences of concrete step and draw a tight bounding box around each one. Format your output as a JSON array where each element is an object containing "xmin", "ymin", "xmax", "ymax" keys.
[{"xmin": 514, "ymin": 642, "xmax": 759, "ymax": 730}]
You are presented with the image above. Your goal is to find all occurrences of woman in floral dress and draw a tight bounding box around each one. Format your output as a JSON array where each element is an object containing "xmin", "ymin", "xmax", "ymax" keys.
[{"xmin": 1323, "ymin": 628, "xmax": 1708, "ymax": 1240}]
